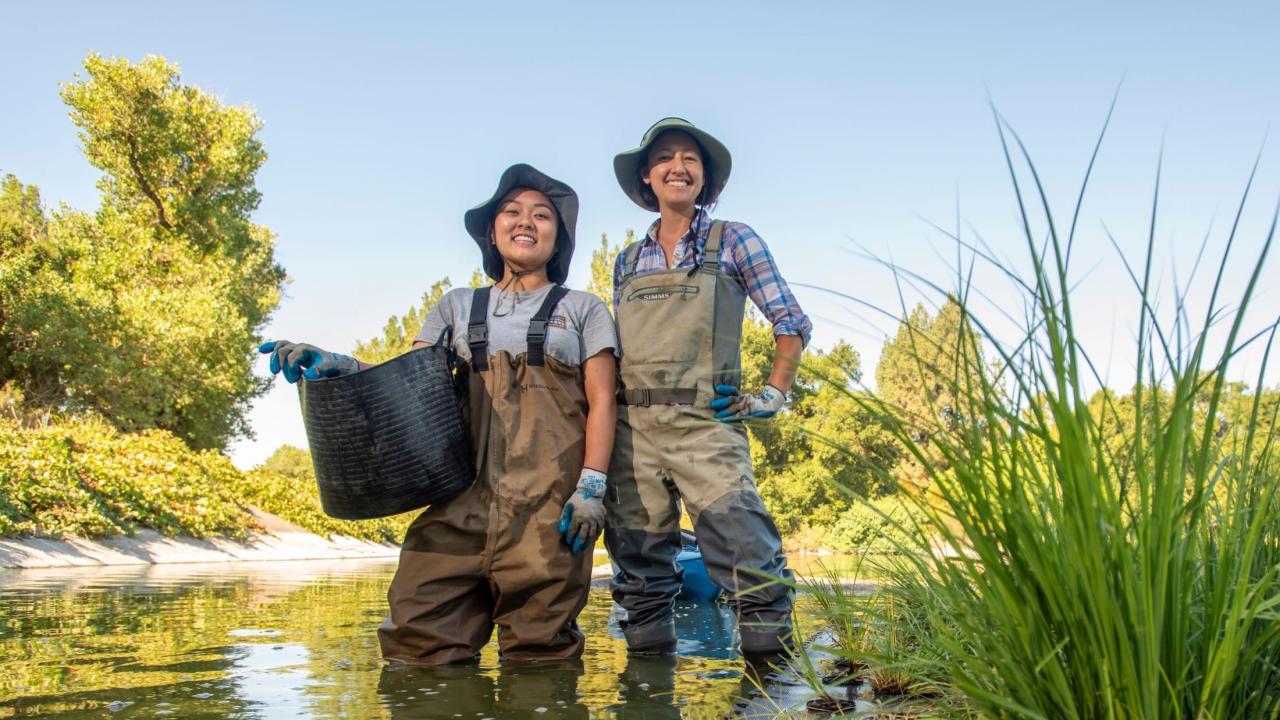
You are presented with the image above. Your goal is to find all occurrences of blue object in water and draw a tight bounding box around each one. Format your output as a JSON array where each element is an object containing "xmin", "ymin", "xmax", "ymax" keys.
[{"xmin": 676, "ymin": 546, "xmax": 722, "ymax": 602}]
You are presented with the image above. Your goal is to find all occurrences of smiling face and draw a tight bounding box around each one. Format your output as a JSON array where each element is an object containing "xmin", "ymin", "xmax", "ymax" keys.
[
  {"xmin": 491, "ymin": 188, "xmax": 558, "ymax": 275},
  {"xmin": 641, "ymin": 130, "xmax": 706, "ymax": 213}
]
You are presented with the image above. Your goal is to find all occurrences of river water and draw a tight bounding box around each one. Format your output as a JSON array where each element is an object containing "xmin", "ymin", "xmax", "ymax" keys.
[{"xmin": 0, "ymin": 559, "xmax": 849, "ymax": 718}]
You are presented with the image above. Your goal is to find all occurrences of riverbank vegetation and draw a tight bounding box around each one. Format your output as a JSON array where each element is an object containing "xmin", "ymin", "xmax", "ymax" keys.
[
  {"xmin": 0, "ymin": 53, "xmax": 416, "ymax": 545},
  {"xmin": 796, "ymin": 114, "xmax": 1280, "ymax": 717},
  {"xmin": 0, "ymin": 417, "xmax": 412, "ymax": 543},
  {"xmin": 0, "ymin": 55, "xmax": 283, "ymax": 450}
]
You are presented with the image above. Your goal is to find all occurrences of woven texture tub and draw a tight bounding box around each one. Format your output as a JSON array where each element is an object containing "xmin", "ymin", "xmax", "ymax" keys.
[{"xmin": 299, "ymin": 345, "xmax": 473, "ymax": 520}]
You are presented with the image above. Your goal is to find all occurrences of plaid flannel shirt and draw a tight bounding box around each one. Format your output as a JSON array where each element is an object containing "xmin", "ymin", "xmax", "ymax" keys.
[{"xmin": 612, "ymin": 210, "xmax": 812, "ymax": 346}]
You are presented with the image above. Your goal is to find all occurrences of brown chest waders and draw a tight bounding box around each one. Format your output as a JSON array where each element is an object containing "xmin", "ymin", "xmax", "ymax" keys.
[
  {"xmin": 378, "ymin": 285, "xmax": 594, "ymax": 665},
  {"xmin": 605, "ymin": 221, "xmax": 794, "ymax": 655}
]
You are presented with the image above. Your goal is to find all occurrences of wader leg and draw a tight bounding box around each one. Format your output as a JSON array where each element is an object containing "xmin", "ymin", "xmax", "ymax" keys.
[
  {"xmin": 605, "ymin": 405, "xmax": 683, "ymax": 653},
  {"xmin": 379, "ymin": 512, "xmax": 495, "ymax": 665},
  {"xmin": 490, "ymin": 509, "xmax": 592, "ymax": 662},
  {"xmin": 694, "ymin": 488, "xmax": 794, "ymax": 653},
  {"xmin": 379, "ymin": 561, "xmax": 495, "ymax": 665},
  {"xmin": 676, "ymin": 416, "xmax": 795, "ymax": 655}
]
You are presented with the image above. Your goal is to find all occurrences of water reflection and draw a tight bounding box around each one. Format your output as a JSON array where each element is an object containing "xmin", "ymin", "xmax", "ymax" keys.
[
  {"xmin": 378, "ymin": 659, "xmax": 588, "ymax": 719},
  {"xmin": 0, "ymin": 560, "xmax": 821, "ymax": 718},
  {"xmin": 230, "ymin": 642, "xmax": 314, "ymax": 716},
  {"xmin": 611, "ymin": 655, "xmax": 679, "ymax": 719}
]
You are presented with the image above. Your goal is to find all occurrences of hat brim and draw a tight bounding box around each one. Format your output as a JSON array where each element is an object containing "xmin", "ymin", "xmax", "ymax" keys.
[
  {"xmin": 613, "ymin": 120, "xmax": 732, "ymax": 212},
  {"xmin": 464, "ymin": 164, "xmax": 579, "ymax": 285}
]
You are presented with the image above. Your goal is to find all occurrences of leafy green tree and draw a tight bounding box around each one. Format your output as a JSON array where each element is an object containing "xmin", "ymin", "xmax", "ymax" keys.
[
  {"xmin": 0, "ymin": 176, "xmax": 49, "ymax": 422},
  {"xmin": 60, "ymin": 54, "xmax": 282, "ymax": 325},
  {"xmin": 874, "ymin": 298, "xmax": 985, "ymax": 491},
  {"xmin": 257, "ymin": 443, "xmax": 315, "ymax": 480},
  {"xmin": 0, "ymin": 55, "xmax": 284, "ymax": 450},
  {"xmin": 586, "ymin": 231, "xmax": 631, "ymax": 309},
  {"xmin": 743, "ymin": 313, "xmax": 901, "ymax": 535},
  {"xmin": 1085, "ymin": 378, "xmax": 1280, "ymax": 485},
  {"xmin": 353, "ymin": 278, "xmax": 455, "ymax": 364},
  {"xmin": 352, "ymin": 271, "xmax": 484, "ymax": 364}
]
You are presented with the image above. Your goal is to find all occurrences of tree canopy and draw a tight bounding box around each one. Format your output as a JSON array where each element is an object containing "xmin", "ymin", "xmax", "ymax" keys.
[
  {"xmin": 352, "ymin": 270, "xmax": 484, "ymax": 364},
  {"xmin": 0, "ymin": 54, "xmax": 283, "ymax": 449}
]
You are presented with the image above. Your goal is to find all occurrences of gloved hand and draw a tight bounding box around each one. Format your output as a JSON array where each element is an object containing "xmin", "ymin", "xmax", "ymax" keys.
[
  {"xmin": 558, "ymin": 468, "xmax": 607, "ymax": 555},
  {"xmin": 710, "ymin": 383, "xmax": 787, "ymax": 422},
  {"xmin": 258, "ymin": 340, "xmax": 360, "ymax": 383}
]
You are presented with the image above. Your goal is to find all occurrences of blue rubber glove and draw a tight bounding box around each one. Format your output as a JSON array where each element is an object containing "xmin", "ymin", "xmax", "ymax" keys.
[
  {"xmin": 258, "ymin": 340, "xmax": 360, "ymax": 383},
  {"xmin": 710, "ymin": 383, "xmax": 787, "ymax": 422},
  {"xmin": 558, "ymin": 468, "xmax": 607, "ymax": 555}
]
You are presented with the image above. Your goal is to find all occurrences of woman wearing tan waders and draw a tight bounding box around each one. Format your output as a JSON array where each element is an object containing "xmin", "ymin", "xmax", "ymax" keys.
[
  {"xmin": 606, "ymin": 118, "xmax": 812, "ymax": 661},
  {"xmin": 262, "ymin": 164, "xmax": 617, "ymax": 664}
]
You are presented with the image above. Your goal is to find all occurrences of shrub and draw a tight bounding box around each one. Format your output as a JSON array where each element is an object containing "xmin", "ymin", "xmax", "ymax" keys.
[
  {"xmin": 0, "ymin": 416, "xmax": 250, "ymax": 538},
  {"xmin": 234, "ymin": 446, "xmax": 414, "ymax": 544},
  {"xmin": 828, "ymin": 496, "xmax": 928, "ymax": 556}
]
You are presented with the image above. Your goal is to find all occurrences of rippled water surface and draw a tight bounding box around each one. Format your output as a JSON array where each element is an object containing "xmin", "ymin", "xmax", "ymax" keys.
[{"xmin": 1, "ymin": 559, "xmax": 834, "ymax": 718}]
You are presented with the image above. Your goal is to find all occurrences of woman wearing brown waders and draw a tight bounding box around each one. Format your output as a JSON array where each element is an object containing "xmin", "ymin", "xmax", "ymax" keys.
[
  {"xmin": 262, "ymin": 164, "xmax": 617, "ymax": 664},
  {"xmin": 606, "ymin": 119, "xmax": 812, "ymax": 660}
]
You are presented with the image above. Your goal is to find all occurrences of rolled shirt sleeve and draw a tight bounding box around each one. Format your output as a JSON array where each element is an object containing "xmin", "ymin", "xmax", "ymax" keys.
[{"xmin": 722, "ymin": 222, "xmax": 813, "ymax": 347}]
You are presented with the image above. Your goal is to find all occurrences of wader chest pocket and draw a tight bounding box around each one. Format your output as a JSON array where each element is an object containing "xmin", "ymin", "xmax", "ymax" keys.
[{"xmin": 627, "ymin": 285, "xmax": 700, "ymax": 303}]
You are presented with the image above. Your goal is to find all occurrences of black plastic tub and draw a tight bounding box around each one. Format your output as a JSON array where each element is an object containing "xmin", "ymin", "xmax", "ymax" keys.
[{"xmin": 298, "ymin": 345, "xmax": 473, "ymax": 520}]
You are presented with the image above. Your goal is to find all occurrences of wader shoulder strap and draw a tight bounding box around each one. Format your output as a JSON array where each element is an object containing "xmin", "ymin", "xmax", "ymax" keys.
[
  {"xmin": 619, "ymin": 242, "xmax": 644, "ymax": 285},
  {"xmin": 468, "ymin": 286, "xmax": 491, "ymax": 372},
  {"xmin": 699, "ymin": 221, "xmax": 726, "ymax": 276},
  {"xmin": 527, "ymin": 285, "xmax": 569, "ymax": 367}
]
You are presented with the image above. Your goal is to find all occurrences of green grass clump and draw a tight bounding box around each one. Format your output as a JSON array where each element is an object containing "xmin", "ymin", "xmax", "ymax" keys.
[{"xmin": 806, "ymin": 109, "xmax": 1280, "ymax": 717}]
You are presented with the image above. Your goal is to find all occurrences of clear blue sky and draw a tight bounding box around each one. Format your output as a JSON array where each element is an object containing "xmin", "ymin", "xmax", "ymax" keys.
[{"xmin": 4, "ymin": 1, "xmax": 1278, "ymax": 467}]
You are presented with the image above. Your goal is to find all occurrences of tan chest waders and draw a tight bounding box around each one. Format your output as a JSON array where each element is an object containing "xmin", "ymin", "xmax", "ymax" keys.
[
  {"xmin": 379, "ymin": 285, "xmax": 594, "ymax": 665},
  {"xmin": 605, "ymin": 221, "xmax": 794, "ymax": 656}
]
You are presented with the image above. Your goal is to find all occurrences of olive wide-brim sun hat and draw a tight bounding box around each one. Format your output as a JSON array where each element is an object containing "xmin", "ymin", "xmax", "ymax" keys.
[
  {"xmin": 465, "ymin": 163, "xmax": 579, "ymax": 284},
  {"xmin": 613, "ymin": 117, "xmax": 733, "ymax": 212}
]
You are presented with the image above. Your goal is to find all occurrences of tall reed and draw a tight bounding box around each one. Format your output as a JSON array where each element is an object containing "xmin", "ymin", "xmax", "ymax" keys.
[{"xmin": 806, "ymin": 110, "xmax": 1280, "ymax": 717}]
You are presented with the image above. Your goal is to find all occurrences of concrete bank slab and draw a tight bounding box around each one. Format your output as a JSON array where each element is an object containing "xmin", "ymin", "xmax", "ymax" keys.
[{"xmin": 0, "ymin": 528, "xmax": 400, "ymax": 569}]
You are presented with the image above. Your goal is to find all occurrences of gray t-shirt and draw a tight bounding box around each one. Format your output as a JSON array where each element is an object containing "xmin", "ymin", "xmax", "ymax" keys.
[{"xmin": 415, "ymin": 285, "xmax": 617, "ymax": 367}]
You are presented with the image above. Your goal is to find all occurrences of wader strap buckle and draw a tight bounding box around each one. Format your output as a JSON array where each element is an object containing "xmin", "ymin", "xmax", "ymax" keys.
[
  {"xmin": 527, "ymin": 285, "xmax": 569, "ymax": 367},
  {"xmin": 468, "ymin": 286, "xmax": 491, "ymax": 372}
]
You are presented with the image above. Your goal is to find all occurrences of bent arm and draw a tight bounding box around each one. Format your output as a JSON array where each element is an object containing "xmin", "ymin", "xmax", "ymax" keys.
[
  {"xmin": 768, "ymin": 334, "xmax": 803, "ymax": 395},
  {"xmin": 724, "ymin": 223, "xmax": 813, "ymax": 347},
  {"xmin": 581, "ymin": 350, "xmax": 617, "ymax": 473}
]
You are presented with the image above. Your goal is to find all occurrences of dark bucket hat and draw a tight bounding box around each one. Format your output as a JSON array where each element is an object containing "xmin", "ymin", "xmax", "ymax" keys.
[
  {"xmin": 464, "ymin": 163, "xmax": 579, "ymax": 285},
  {"xmin": 613, "ymin": 117, "xmax": 733, "ymax": 212}
]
